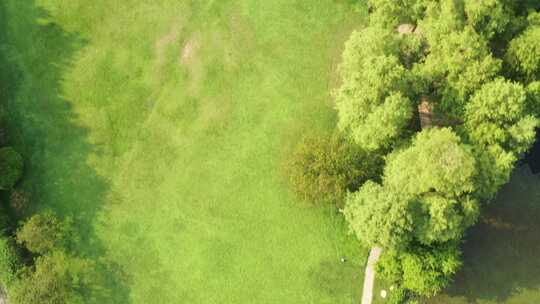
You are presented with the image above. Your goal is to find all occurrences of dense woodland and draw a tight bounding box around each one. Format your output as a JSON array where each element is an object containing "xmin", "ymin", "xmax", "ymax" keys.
[{"xmin": 287, "ymin": 0, "xmax": 540, "ymax": 302}]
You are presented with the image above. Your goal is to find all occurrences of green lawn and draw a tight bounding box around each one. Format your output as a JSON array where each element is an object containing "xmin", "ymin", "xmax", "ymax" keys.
[{"xmin": 0, "ymin": 0, "xmax": 369, "ymax": 303}]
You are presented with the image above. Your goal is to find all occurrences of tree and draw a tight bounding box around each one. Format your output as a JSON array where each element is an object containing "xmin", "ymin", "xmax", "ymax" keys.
[
  {"xmin": 414, "ymin": 28, "xmax": 501, "ymax": 117},
  {"xmin": 506, "ymin": 19, "xmax": 540, "ymax": 81},
  {"xmin": 377, "ymin": 242, "xmax": 462, "ymax": 297},
  {"xmin": 8, "ymin": 250, "xmax": 102, "ymax": 304},
  {"xmin": 0, "ymin": 147, "xmax": 23, "ymax": 190},
  {"xmin": 464, "ymin": 79, "xmax": 537, "ymax": 200},
  {"xmin": 464, "ymin": 0, "xmax": 511, "ymax": 39},
  {"xmin": 346, "ymin": 92, "xmax": 413, "ymax": 151},
  {"xmin": 473, "ymin": 144, "xmax": 516, "ymax": 200},
  {"xmin": 344, "ymin": 129, "xmax": 479, "ymax": 247},
  {"xmin": 343, "ymin": 181, "xmax": 413, "ymax": 249},
  {"xmin": 336, "ymin": 26, "xmax": 414, "ymax": 151},
  {"xmin": 368, "ymin": 0, "xmax": 429, "ymax": 28},
  {"xmin": 285, "ymin": 133, "xmax": 382, "ymax": 205},
  {"xmin": 384, "ymin": 128, "xmax": 479, "ymax": 244},
  {"xmin": 464, "ymin": 78, "xmax": 538, "ymax": 155},
  {"xmin": 338, "ymin": 0, "xmax": 539, "ymax": 299},
  {"xmin": 16, "ymin": 211, "xmax": 73, "ymax": 255},
  {"xmin": 384, "ymin": 128, "xmax": 476, "ymax": 197}
]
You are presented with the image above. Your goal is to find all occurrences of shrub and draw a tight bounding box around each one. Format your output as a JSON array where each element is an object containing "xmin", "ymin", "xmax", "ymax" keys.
[
  {"xmin": 8, "ymin": 250, "xmax": 102, "ymax": 304},
  {"xmin": 0, "ymin": 237, "xmax": 19, "ymax": 288},
  {"xmin": 16, "ymin": 211, "xmax": 73, "ymax": 254},
  {"xmin": 285, "ymin": 133, "xmax": 382, "ymax": 205},
  {"xmin": 0, "ymin": 147, "xmax": 23, "ymax": 190}
]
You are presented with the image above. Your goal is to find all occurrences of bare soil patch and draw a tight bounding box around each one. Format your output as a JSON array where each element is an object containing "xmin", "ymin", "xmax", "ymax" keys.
[{"xmin": 180, "ymin": 38, "xmax": 200, "ymax": 66}]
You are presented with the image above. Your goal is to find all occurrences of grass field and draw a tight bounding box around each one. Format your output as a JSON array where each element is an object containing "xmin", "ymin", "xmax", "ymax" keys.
[
  {"xmin": 3, "ymin": 1, "xmax": 540, "ymax": 304},
  {"xmin": 0, "ymin": 0, "xmax": 370, "ymax": 303}
]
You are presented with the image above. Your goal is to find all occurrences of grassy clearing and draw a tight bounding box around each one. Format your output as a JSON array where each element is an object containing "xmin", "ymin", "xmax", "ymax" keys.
[{"xmin": 1, "ymin": 0, "xmax": 369, "ymax": 303}]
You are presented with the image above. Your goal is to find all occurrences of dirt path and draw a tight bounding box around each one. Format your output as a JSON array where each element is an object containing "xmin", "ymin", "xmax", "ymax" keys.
[{"xmin": 361, "ymin": 247, "xmax": 382, "ymax": 304}]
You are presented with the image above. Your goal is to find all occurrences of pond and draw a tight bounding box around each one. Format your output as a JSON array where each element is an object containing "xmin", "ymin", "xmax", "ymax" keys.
[{"xmin": 525, "ymin": 128, "xmax": 540, "ymax": 174}]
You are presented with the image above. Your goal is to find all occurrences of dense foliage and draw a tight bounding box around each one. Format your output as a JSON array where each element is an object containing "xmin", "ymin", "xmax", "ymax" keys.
[
  {"xmin": 16, "ymin": 211, "xmax": 73, "ymax": 255},
  {"xmin": 286, "ymin": 133, "xmax": 382, "ymax": 205},
  {"xmin": 377, "ymin": 242, "xmax": 462, "ymax": 296},
  {"xmin": 344, "ymin": 128, "xmax": 479, "ymax": 249},
  {"xmin": 335, "ymin": 27, "xmax": 414, "ymax": 151},
  {"xmin": 9, "ymin": 250, "xmax": 101, "ymax": 304},
  {"xmin": 3, "ymin": 211, "xmax": 105, "ymax": 304},
  {"xmin": 337, "ymin": 0, "xmax": 540, "ymax": 300}
]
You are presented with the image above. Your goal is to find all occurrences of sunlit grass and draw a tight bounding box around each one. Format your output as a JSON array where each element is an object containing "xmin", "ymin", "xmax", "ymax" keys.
[{"xmin": 1, "ymin": 1, "xmax": 369, "ymax": 303}]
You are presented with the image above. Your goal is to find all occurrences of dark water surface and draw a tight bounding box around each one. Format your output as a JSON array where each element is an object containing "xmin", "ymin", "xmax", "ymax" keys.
[{"xmin": 526, "ymin": 128, "xmax": 540, "ymax": 174}]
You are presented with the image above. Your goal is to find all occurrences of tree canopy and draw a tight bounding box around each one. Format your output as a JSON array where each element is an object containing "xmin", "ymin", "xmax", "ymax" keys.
[
  {"xmin": 335, "ymin": 27, "xmax": 414, "ymax": 151},
  {"xmin": 464, "ymin": 78, "xmax": 537, "ymax": 154},
  {"xmin": 16, "ymin": 211, "xmax": 73, "ymax": 255},
  {"xmin": 384, "ymin": 128, "xmax": 476, "ymax": 197},
  {"xmin": 344, "ymin": 128, "xmax": 479, "ymax": 249},
  {"xmin": 8, "ymin": 250, "xmax": 101, "ymax": 304},
  {"xmin": 506, "ymin": 15, "xmax": 540, "ymax": 81},
  {"xmin": 377, "ymin": 242, "xmax": 462, "ymax": 297},
  {"xmin": 464, "ymin": 78, "xmax": 538, "ymax": 199},
  {"xmin": 338, "ymin": 0, "xmax": 540, "ymax": 299}
]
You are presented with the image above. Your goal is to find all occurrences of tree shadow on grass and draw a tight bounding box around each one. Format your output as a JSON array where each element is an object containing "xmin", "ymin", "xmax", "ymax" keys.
[
  {"xmin": 0, "ymin": 1, "xmax": 130, "ymax": 302},
  {"xmin": 428, "ymin": 165, "xmax": 540, "ymax": 303},
  {"xmin": 307, "ymin": 208, "xmax": 367, "ymax": 303}
]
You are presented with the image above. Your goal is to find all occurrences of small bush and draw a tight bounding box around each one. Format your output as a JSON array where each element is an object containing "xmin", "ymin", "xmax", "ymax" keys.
[
  {"xmin": 285, "ymin": 133, "xmax": 382, "ymax": 205},
  {"xmin": 0, "ymin": 147, "xmax": 23, "ymax": 190}
]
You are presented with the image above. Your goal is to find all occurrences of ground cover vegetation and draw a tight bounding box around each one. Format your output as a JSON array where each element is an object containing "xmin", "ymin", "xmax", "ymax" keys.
[
  {"xmin": 0, "ymin": 0, "xmax": 374, "ymax": 303},
  {"xmin": 0, "ymin": 0, "xmax": 539, "ymax": 302},
  {"xmin": 287, "ymin": 0, "xmax": 540, "ymax": 302}
]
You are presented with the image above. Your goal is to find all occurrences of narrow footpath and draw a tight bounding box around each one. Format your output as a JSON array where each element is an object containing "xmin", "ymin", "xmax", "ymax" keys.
[{"xmin": 361, "ymin": 247, "xmax": 382, "ymax": 304}]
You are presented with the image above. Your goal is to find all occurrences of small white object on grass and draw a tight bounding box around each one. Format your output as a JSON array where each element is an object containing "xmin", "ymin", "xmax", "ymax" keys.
[
  {"xmin": 389, "ymin": 285, "xmax": 394, "ymax": 291},
  {"xmin": 381, "ymin": 290, "xmax": 387, "ymax": 298},
  {"xmin": 340, "ymin": 257, "xmax": 346, "ymax": 263}
]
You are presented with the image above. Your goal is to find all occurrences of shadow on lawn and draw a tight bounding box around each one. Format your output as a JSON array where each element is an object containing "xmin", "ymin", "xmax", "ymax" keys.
[
  {"xmin": 429, "ymin": 165, "xmax": 540, "ymax": 303},
  {"xmin": 0, "ymin": 1, "xmax": 129, "ymax": 302}
]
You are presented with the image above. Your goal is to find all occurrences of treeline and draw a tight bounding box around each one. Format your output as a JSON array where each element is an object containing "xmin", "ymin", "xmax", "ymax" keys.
[
  {"xmin": 287, "ymin": 0, "xmax": 540, "ymax": 303},
  {"xmin": 0, "ymin": 95, "xmax": 104, "ymax": 302}
]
